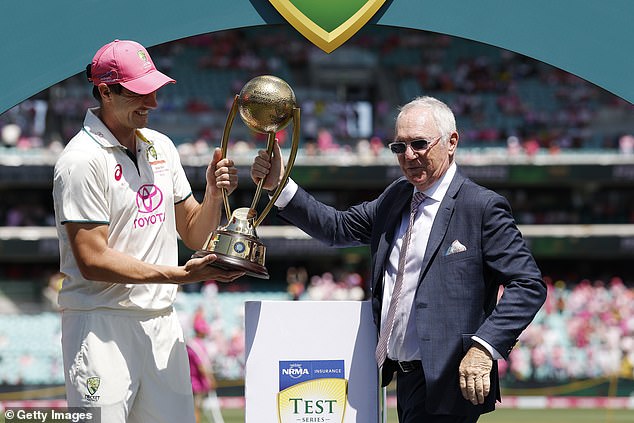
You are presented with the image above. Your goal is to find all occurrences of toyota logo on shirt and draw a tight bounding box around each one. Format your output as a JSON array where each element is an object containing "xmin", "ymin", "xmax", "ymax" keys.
[
  {"xmin": 136, "ymin": 184, "xmax": 164, "ymax": 213},
  {"xmin": 134, "ymin": 184, "xmax": 166, "ymax": 229}
]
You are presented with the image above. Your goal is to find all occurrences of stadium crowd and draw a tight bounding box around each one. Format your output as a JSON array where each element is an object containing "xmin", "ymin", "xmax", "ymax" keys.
[
  {"xmin": 1, "ymin": 27, "xmax": 632, "ymax": 156},
  {"xmin": 185, "ymin": 274, "xmax": 634, "ymax": 384},
  {"xmin": 503, "ymin": 276, "xmax": 634, "ymax": 382},
  {"xmin": 2, "ymin": 272, "xmax": 633, "ymax": 386},
  {"xmin": 2, "ymin": 184, "xmax": 633, "ymax": 227},
  {"xmin": 1, "ymin": 27, "xmax": 633, "ymax": 228},
  {"xmin": 0, "ymin": 26, "xmax": 633, "ymax": 392}
]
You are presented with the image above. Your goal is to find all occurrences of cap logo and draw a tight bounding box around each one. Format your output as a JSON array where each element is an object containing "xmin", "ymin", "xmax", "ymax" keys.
[
  {"xmin": 97, "ymin": 70, "xmax": 119, "ymax": 84},
  {"xmin": 137, "ymin": 50, "xmax": 152, "ymax": 70}
]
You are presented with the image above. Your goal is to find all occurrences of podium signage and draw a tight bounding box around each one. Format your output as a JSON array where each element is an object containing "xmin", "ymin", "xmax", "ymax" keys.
[
  {"xmin": 245, "ymin": 301, "xmax": 379, "ymax": 423},
  {"xmin": 278, "ymin": 360, "xmax": 347, "ymax": 422}
]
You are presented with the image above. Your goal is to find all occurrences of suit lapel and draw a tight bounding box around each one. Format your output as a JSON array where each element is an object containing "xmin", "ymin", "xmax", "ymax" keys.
[
  {"xmin": 372, "ymin": 172, "xmax": 467, "ymax": 289},
  {"xmin": 419, "ymin": 172, "xmax": 465, "ymax": 278}
]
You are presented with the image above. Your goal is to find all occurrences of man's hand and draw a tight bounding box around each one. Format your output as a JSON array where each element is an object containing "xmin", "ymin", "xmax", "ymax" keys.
[
  {"xmin": 251, "ymin": 140, "xmax": 285, "ymax": 191},
  {"xmin": 207, "ymin": 148, "xmax": 238, "ymax": 198},
  {"xmin": 459, "ymin": 344, "xmax": 493, "ymax": 405},
  {"xmin": 182, "ymin": 254, "xmax": 244, "ymax": 283}
]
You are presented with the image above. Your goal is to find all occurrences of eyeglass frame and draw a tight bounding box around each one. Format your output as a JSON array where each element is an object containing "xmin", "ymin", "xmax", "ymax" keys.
[{"xmin": 388, "ymin": 135, "xmax": 443, "ymax": 154}]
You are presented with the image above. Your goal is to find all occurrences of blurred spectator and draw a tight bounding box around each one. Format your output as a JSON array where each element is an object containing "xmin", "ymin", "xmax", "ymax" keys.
[
  {"xmin": 1, "ymin": 123, "xmax": 21, "ymax": 147},
  {"xmin": 316, "ymin": 127, "xmax": 338, "ymax": 152},
  {"xmin": 187, "ymin": 307, "xmax": 225, "ymax": 423},
  {"xmin": 619, "ymin": 134, "xmax": 634, "ymax": 155},
  {"xmin": 303, "ymin": 270, "xmax": 366, "ymax": 301},
  {"xmin": 42, "ymin": 272, "xmax": 64, "ymax": 311},
  {"xmin": 286, "ymin": 266, "xmax": 307, "ymax": 300}
]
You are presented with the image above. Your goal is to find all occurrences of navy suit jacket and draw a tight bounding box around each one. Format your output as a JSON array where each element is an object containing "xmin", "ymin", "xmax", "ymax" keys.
[{"xmin": 277, "ymin": 169, "xmax": 546, "ymax": 416}]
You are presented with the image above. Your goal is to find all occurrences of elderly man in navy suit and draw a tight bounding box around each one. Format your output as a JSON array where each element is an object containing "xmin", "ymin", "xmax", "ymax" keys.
[{"xmin": 251, "ymin": 96, "xmax": 546, "ymax": 422}]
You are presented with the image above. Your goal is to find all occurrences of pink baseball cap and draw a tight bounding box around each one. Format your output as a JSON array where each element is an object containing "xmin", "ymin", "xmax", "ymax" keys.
[{"xmin": 89, "ymin": 39, "xmax": 175, "ymax": 95}]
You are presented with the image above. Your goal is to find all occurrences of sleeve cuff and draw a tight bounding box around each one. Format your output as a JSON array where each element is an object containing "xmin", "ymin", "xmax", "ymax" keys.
[
  {"xmin": 272, "ymin": 178, "xmax": 298, "ymax": 208},
  {"xmin": 471, "ymin": 335, "xmax": 503, "ymax": 360}
]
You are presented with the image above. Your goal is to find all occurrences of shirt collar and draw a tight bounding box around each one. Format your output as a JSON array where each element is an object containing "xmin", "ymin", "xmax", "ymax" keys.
[
  {"xmin": 82, "ymin": 107, "xmax": 124, "ymax": 149},
  {"xmin": 416, "ymin": 161, "xmax": 457, "ymax": 203}
]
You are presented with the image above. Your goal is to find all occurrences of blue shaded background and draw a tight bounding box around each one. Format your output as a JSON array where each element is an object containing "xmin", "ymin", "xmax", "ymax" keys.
[{"xmin": 0, "ymin": 0, "xmax": 632, "ymax": 113}]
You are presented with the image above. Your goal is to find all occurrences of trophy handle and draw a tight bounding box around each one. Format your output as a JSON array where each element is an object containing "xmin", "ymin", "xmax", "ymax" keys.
[
  {"xmin": 254, "ymin": 107, "xmax": 301, "ymax": 227},
  {"xmin": 220, "ymin": 94, "xmax": 240, "ymax": 221}
]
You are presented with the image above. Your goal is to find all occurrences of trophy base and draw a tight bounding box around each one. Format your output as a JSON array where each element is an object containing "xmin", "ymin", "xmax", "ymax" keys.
[{"xmin": 193, "ymin": 249, "xmax": 270, "ymax": 279}]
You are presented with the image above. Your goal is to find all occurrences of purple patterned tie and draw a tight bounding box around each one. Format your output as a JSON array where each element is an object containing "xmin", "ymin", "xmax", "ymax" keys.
[{"xmin": 375, "ymin": 191, "xmax": 426, "ymax": 367}]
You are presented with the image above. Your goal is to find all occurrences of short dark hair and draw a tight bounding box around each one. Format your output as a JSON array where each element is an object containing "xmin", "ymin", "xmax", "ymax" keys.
[{"xmin": 86, "ymin": 64, "xmax": 122, "ymax": 102}]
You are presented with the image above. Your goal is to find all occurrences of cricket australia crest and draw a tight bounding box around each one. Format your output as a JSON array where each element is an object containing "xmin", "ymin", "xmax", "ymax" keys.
[
  {"xmin": 85, "ymin": 376, "xmax": 101, "ymax": 402},
  {"xmin": 269, "ymin": 0, "xmax": 386, "ymax": 53}
]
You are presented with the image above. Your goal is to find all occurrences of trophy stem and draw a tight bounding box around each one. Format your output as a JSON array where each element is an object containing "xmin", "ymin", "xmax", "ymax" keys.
[
  {"xmin": 221, "ymin": 95, "xmax": 240, "ymax": 221},
  {"xmin": 254, "ymin": 107, "xmax": 301, "ymax": 227}
]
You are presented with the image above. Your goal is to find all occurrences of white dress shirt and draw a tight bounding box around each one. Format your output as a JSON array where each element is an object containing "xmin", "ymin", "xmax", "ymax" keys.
[{"xmin": 381, "ymin": 163, "xmax": 456, "ymax": 361}]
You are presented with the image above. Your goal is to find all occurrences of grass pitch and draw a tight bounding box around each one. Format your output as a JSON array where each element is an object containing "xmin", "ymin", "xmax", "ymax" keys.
[{"xmin": 211, "ymin": 407, "xmax": 633, "ymax": 423}]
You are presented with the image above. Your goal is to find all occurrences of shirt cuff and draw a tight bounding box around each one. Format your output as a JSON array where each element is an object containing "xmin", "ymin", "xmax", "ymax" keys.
[
  {"xmin": 272, "ymin": 178, "xmax": 298, "ymax": 208},
  {"xmin": 471, "ymin": 336, "xmax": 503, "ymax": 360}
]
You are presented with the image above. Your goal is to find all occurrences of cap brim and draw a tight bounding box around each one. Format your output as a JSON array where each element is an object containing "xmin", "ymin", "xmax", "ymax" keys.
[{"xmin": 121, "ymin": 70, "xmax": 176, "ymax": 95}]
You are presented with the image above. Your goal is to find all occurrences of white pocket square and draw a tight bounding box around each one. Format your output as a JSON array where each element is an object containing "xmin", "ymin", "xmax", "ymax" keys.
[{"xmin": 445, "ymin": 239, "xmax": 467, "ymax": 256}]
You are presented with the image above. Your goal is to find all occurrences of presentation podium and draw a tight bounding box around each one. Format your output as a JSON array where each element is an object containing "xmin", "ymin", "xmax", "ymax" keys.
[{"xmin": 245, "ymin": 300, "xmax": 381, "ymax": 423}]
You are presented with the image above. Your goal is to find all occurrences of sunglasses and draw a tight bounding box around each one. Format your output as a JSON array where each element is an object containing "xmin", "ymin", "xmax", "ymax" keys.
[{"xmin": 388, "ymin": 136, "xmax": 442, "ymax": 154}]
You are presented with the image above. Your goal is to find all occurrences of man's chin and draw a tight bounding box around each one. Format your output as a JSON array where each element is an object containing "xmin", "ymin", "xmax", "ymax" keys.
[
  {"xmin": 406, "ymin": 171, "xmax": 426, "ymax": 184},
  {"xmin": 133, "ymin": 115, "xmax": 149, "ymax": 128},
  {"xmin": 409, "ymin": 176, "xmax": 433, "ymax": 191}
]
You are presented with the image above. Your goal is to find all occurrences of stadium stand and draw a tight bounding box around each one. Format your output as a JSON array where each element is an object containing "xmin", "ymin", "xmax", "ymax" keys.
[{"xmin": 0, "ymin": 25, "xmax": 633, "ymax": 400}]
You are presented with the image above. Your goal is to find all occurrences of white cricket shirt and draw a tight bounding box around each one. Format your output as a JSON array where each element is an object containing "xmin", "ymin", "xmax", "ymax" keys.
[{"xmin": 53, "ymin": 108, "xmax": 192, "ymax": 312}]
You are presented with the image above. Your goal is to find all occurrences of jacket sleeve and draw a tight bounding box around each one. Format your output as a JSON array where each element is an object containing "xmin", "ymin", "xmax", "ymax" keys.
[
  {"xmin": 277, "ymin": 185, "xmax": 376, "ymax": 248},
  {"xmin": 474, "ymin": 192, "xmax": 547, "ymax": 359}
]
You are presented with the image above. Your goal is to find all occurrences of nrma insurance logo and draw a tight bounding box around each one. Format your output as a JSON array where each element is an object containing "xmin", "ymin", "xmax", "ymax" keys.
[{"xmin": 278, "ymin": 360, "xmax": 347, "ymax": 423}]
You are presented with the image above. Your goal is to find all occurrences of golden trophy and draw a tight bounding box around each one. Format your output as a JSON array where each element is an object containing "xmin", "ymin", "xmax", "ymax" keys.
[{"xmin": 193, "ymin": 75, "xmax": 300, "ymax": 279}]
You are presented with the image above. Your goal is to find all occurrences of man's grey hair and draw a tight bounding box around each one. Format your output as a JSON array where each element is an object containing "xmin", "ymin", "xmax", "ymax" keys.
[{"xmin": 396, "ymin": 96, "xmax": 457, "ymax": 143}]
